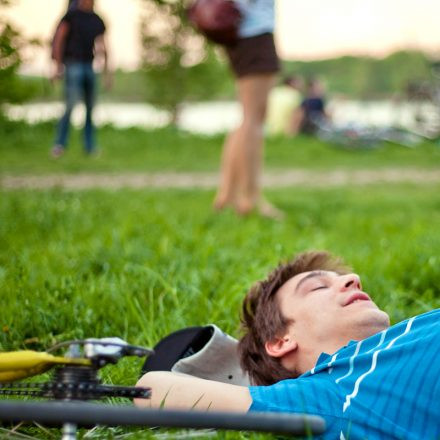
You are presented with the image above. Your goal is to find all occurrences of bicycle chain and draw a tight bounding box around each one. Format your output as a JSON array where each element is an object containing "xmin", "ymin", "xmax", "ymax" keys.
[{"xmin": 0, "ymin": 381, "xmax": 151, "ymax": 400}]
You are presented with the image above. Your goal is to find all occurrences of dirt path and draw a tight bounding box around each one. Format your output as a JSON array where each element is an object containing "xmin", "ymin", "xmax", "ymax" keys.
[{"xmin": 2, "ymin": 169, "xmax": 440, "ymax": 190}]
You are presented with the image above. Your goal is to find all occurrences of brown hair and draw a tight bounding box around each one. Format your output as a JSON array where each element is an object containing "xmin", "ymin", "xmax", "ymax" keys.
[{"xmin": 238, "ymin": 251, "xmax": 350, "ymax": 385}]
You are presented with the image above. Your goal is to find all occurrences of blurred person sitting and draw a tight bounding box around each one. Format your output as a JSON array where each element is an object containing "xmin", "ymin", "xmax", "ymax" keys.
[
  {"xmin": 292, "ymin": 76, "xmax": 329, "ymax": 135},
  {"xmin": 266, "ymin": 75, "xmax": 303, "ymax": 136},
  {"xmin": 51, "ymin": 0, "xmax": 111, "ymax": 158}
]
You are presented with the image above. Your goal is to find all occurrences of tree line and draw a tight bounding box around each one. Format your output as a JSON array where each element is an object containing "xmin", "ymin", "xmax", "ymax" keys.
[
  {"xmin": 283, "ymin": 51, "xmax": 436, "ymax": 99},
  {"xmin": 1, "ymin": 0, "xmax": 438, "ymax": 119}
]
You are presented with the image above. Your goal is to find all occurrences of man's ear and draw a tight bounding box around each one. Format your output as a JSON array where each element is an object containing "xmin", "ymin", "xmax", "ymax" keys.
[{"xmin": 265, "ymin": 335, "xmax": 298, "ymax": 358}]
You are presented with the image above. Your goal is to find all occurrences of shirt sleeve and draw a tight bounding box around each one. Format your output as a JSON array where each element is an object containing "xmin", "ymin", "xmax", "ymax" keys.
[
  {"xmin": 249, "ymin": 377, "xmax": 344, "ymax": 437},
  {"xmin": 249, "ymin": 377, "xmax": 341, "ymax": 414},
  {"xmin": 60, "ymin": 11, "xmax": 72, "ymax": 25},
  {"xmin": 249, "ymin": 379, "xmax": 312, "ymax": 413},
  {"xmin": 98, "ymin": 16, "xmax": 106, "ymax": 35}
]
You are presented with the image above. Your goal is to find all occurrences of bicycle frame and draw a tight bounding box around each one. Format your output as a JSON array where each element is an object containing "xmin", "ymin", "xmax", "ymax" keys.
[
  {"xmin": 0, "ymin": 400, "xmax": 325, "ymax": 436},
  {"xmin": 0, "ymin": 338, "xmax": 326, "ymax": 438}
]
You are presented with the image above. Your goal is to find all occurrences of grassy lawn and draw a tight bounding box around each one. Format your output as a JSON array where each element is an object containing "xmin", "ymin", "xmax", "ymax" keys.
[
  {"xmin": 1, "ymin": 185, "xmax": 440, "ymax": 438},
  {"xmin": 1, "ymin": 119, "xmax": 440, "ymax": 175},
  {"xmin": 3, "ymin": 184, "xmax": 440, "ymax": 349},
  {"xmin": 1, "ymin": 116, "xmax": 440, "ymax": 438}
]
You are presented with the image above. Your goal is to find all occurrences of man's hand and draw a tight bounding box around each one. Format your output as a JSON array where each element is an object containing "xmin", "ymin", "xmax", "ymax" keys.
[
  {"xmin": 95, "ymin": 34, "xmax": 112, "ymax": 90},
  {"xmin": 51, "ymin": 20, "xmax": 69, "ymax": 83},
  {"xmin": 51, "ymin": 63, "xmax": 64, "ymax": 83},
  {"xmin": 103, "ymin": 70, "xmax": 113, "ymax": 91}
]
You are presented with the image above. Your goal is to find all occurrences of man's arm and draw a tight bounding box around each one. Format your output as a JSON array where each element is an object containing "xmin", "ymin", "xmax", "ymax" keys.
[
  {"xmin": 135, "ymin": 371, "xmax": 252, "ymax": 412},
  {"xmin": 94, "ymin": 34, "xmax": 112, "ymax": 90},
  {"xmin": 51, "ymin": 21, "xmax": 69, "ymax": 81}
]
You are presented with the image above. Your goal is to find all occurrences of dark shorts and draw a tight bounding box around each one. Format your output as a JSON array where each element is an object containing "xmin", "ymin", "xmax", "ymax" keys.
[{"xmin": 225, "ymin": 32, "xmax": 280, "ymax": 78}]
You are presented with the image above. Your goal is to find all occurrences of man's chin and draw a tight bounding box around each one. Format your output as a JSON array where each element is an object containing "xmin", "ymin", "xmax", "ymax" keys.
[{"xmin": 364, "ymin": 308, "xmax": 390, "ymax": 333}]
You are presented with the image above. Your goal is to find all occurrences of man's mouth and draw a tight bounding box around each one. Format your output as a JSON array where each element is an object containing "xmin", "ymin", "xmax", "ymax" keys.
[{"xmin": 344, "ymin": 292, "xmax": 371, "ymax": 306}]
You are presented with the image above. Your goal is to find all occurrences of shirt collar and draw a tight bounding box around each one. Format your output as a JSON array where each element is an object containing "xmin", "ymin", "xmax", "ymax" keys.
[{"xmin": 315, "ymin": 340, "xmax": 358, "ymax": 367}]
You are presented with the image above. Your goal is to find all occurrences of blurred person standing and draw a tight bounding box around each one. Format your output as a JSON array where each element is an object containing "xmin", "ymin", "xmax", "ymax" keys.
[
  {"xmin": 51, "ymin": 0, "xmax": 111, "ymax": 158},
  {"xmin": 213, "ymin": 0, "xmax": 282, "ymax": 218}
]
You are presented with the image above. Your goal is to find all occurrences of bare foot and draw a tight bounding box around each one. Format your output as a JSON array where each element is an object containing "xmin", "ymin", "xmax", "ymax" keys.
[
  {"xmin": 234, "ymin": 198, "xmax": 254, "ymax": 216},
  {"xmin": 213, "ymin": 194, "xmax": 232, "ymax": 211},
  {"xmin": 229, "ymin": 196, "xmax": 285, "ymax": 220},
  {"xmin": 257, "ymin": 200, "xmax": 285, "ymax": 220}
]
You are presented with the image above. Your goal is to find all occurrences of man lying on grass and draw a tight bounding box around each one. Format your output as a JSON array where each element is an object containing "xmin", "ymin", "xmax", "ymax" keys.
[{"xmin": 136, "ymin": 251, "xmax": 440, "ymax": 439}]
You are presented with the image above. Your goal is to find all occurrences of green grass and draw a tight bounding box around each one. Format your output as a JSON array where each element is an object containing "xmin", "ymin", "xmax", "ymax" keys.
[
  {"xmin": 1, "ymin": 118, "xmax": 440, "ymax": 438},
  {"xmin": 1, "ymin": 119, "xmax": 440, "ymax": 175},
  {"xmin": 1, "ymin": 185, "xmax": 440, "ymax": 437},
  {"xmin": 2, "ymin": 185, "xmax": 439, "ymax": 350}
]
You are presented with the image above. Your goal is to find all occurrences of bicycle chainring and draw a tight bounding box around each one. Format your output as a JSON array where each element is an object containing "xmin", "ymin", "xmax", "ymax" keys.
[{"xmin": 0, "ymin": 365, "xmax": 151, "ymax": 401}]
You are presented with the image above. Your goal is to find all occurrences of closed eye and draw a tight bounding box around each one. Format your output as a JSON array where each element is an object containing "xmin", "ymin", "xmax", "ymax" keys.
[{"xmin": 310, "ymin": 285, "xmax": 327, "ymax": 292}]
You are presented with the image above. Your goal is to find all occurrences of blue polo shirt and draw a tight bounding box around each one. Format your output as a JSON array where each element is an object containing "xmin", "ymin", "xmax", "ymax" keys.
[{"xmin": 249, "ymin": 309, "xmax": 440, "ymax": 439}]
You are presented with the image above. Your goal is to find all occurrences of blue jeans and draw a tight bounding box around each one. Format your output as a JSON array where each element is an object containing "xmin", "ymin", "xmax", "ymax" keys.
[{"xmin": 55, "ymin": 62, "xmax": 97, "ymax": 153}]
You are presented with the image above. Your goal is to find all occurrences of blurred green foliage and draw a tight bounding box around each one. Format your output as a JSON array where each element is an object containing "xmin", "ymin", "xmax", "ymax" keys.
[
  {"xmin": 139, "ymin": 0, "xmax": 233, "ymax": 122},
  {"xmin": 0, "ymin": 0, "xmax": 39, "ymax": 110},
  {"xmin": 22, "ymin": 50, "xmax": 437, "ymax": 105},
  {"xmin": 1, "ymin": 0, "xmax": 438, "ymax": 114},
  {"xmin": 284, "ymin": 50, "xmax": 435, "ymax": 99}
]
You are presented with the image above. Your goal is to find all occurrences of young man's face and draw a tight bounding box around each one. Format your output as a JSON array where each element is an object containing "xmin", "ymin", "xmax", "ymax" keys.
[{"xmin": 273, "ymin": 270, "xmax": 390, "ymax": 367}]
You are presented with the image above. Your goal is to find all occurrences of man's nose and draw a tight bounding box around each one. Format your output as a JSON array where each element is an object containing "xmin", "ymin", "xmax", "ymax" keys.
[{"xmin": 339, "ymin": 273, "xmax": 362, "ymax": 291}]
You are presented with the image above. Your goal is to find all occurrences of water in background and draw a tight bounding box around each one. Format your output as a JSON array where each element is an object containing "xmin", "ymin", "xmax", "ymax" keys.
[{"xmin": 5, "ymin": 99, "xmax": 439, "ymax": 135}]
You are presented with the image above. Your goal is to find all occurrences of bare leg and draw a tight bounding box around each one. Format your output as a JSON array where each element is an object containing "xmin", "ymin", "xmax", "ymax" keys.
[
  {"xmin": 213, "ymin": 129, "xmax": 240, "ymax": 210},
  {"xmin": 235, "ymin": 74, "xmax": 283, "ymax": 218},
  {"xmin": 214, "ymin": 73, "xmax": 282, "ymax": 218}
]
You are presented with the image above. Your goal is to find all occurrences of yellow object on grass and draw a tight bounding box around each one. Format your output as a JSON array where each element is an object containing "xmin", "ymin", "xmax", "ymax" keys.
[{"xmin": 0, "ymin": 351, "xmax": 91, "ymax": 382}]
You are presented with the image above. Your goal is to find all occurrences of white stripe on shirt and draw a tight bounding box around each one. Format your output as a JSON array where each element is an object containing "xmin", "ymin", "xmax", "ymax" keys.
[{"xmin": 342, "ymin": 317, "xmax": 415, "ymax": 412}]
